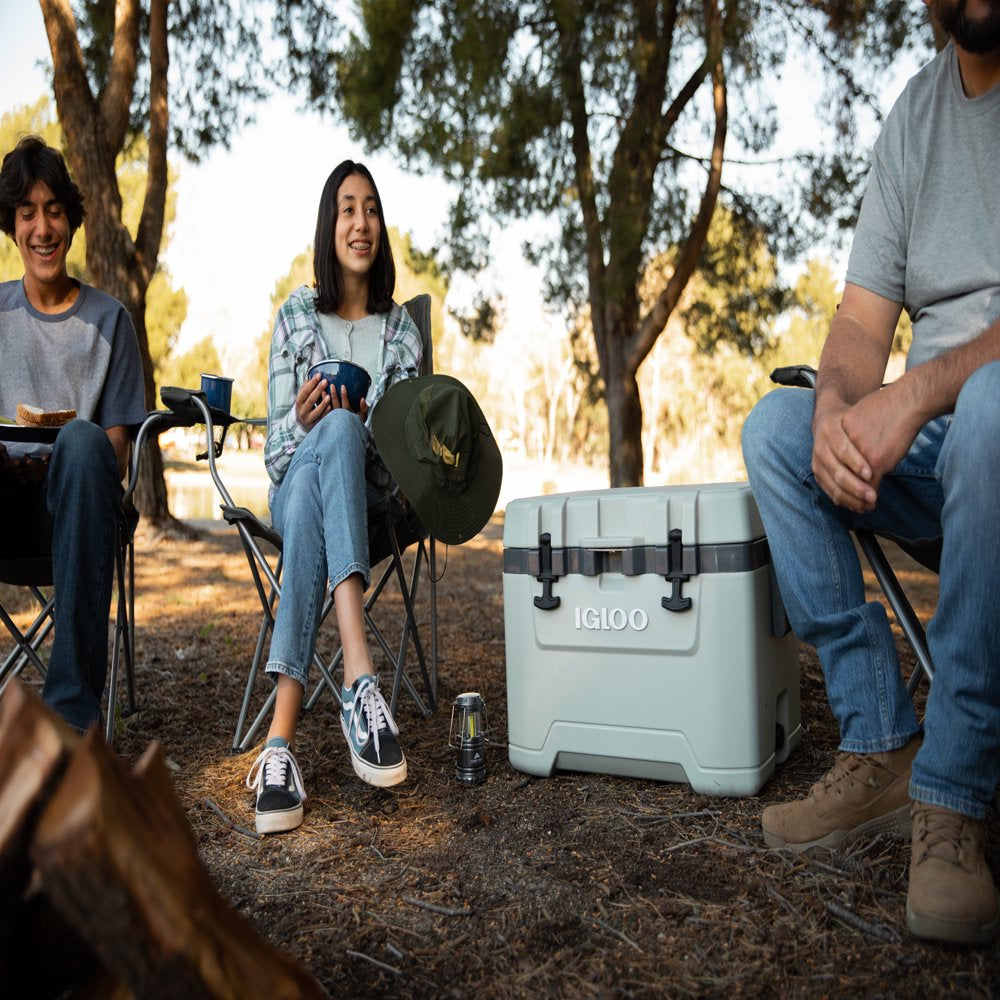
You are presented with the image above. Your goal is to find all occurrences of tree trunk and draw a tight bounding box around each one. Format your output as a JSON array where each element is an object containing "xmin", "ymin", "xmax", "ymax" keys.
[
  {"xmin": 40, "ymin": 0, "xmax": 180, "ymax": 532},
  {"xmin": 128, "ymin": 301, "xmax": 172, "ymax": 523},
  {"xmin": 601, "ymin": 328, "xmax": 645, "ymax": 487}
]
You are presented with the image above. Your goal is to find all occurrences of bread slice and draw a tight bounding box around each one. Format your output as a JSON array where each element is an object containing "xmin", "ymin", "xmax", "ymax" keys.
[{"xmin": 16, "ymin": 402, "xmax": 77, "ymax": 427}]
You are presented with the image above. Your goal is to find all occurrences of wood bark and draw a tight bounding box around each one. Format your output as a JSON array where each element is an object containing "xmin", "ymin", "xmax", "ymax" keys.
[
  {"xmin": 39, "ymin": 0, "xmax": 177, "ymax": 528},
  {"xmin": 557, "ymin": 0, "xmax": 728, "ymax": 486},
  {"xmin": 0, "ymin": 680, "xmax": 326, "ymax": 1000}
]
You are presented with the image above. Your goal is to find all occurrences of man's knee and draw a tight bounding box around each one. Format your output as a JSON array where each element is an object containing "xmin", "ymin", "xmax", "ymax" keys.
[
  {"xmin": 742, "ymin": 388, "xmax": 814, "ymax": 477},
  {"xmin": 955, "ymin": 361, "xmax": 1000, "ymax": 435},
  {"xmin": 47, "ymin": 419, "xmax": 119, "ymax": 517},
  {"xmin": 50, "ymin": 418, "xmax": 115, "ymax": 472}
]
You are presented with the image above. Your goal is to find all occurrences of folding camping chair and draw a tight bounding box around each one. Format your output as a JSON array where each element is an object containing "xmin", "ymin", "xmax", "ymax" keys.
[
  {"xmin": 769, "ymin": 364, "xmax": 940, "ymax": 695},
  {"xmin": 157, "ymin": 293, "xmax": 440, "ymax": 754},
  {"xmin": 0, "ymin": 410, "xmax": 169, "ymax": 744}
]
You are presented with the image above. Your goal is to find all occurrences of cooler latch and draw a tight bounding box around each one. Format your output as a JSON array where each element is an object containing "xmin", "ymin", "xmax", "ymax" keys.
[
  {"xmin": 533, "ymin": 532, "xmax": 561, "ymax": 610},
  {"xmin": 661, "ymin": 528, "xmax": 692, "ymax": 613}
]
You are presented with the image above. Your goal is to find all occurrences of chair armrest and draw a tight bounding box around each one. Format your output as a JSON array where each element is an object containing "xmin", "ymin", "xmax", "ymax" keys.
[
  {"xmin": 160, "ymin": 386, "xmax": 239, "ymax": 428},
  {"xmin": 770, "ymin": 364, "xmax": 817, "ymax": 389}
]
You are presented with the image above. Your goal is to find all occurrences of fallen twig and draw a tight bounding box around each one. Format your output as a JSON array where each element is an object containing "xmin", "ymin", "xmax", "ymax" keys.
[
  {"xmin": 346, "ymin": 949, "xmax": 402, "ymax": 976},
  {"xmin": 203, "ymin": 795, "xmax": 261, "ymax": 840},
  {"xmin": 766, "ymin": 882, "xmax": 803, "ymax": 919},
  {"xmin": 402, "ymin": 895, "xmax": 472, "ymax": 916},
  {"xmin": 824, "ymin": 899, "xmax": 902, "ymax": 943},
  {"xmin": 581, "ymin": 914, "xmax": 643, "ymax": 952}
]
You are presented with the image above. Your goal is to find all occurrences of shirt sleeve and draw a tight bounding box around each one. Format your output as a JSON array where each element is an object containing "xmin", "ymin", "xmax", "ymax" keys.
[
  {"xmin": 844, "ymin": 101, "xmax": 909, "ymax": 305},
  {"xmin": 94, "ymin": 303, "xmax": 147, "ymax": 431},
  {"xmin": 264, "ymin": 302, "xmax": 309, "ymax": 487}
]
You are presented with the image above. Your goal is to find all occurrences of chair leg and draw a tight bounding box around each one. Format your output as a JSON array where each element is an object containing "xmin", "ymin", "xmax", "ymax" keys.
[
  {"xmin": 232, "ymin": 605, "xmax": 275, "ymax": 754},
  {"xmin": 125, "ymin": 538, "xmax": 137, "ymax": 713},
  {"xmin": 105, "ymin": 533, "xmax": 139, "ymax": 747},
  {"xmin": 0, "ymin": 590, "xmax": 54, "ymax": 688},
  {"xmin": 855, "ymin": 530, "xmax": 935, "ymax": 691},
  {"xmin": 383, "ymin": 525, "xmax": 434, "ymax": 718},
  {"xmin": 428, "ymin": 536, "xmax": 438, "ymax": 704}
]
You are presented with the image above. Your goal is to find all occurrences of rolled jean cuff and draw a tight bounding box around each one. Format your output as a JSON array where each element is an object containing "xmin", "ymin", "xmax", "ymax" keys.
[
  {"xmin": 265, "ymin": 659, "xmax": 307, "ymax": 688},
  {"xmin": 838, "ymin": 729, "xmax": 921, "ymax": 756},
  {"xmin": 330, "ymin": 560, "xmax": 368, "ymax": 592},
  {"xmin": 908, "ymin": 781, "xmax": 986, "ymax": 822}
]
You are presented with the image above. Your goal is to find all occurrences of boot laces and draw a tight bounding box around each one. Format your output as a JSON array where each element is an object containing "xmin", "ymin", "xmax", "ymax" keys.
[
  {"xmin": 915, "ymin": 807, "xmax": 974, "ymax": 868},
  {"xmin": 817, "ymin": 752, "xmax": 882, "ymax": 795}
]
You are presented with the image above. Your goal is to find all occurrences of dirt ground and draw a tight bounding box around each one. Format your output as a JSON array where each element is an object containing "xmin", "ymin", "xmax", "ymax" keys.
[{"xmin": 5, "ymin": 514, "xmax": 1000, "ymax": 998}]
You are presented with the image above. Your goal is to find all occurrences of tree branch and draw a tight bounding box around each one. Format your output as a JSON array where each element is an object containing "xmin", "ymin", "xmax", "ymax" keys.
[
  {"xmin": 39, "ymin": 0, "xmax": 101, "ymax": 166},
  {"xmin": 553, "ymin": 1, "xmax": 606, "ymax": 343},
  {"xmin": 605, "ymin": 0, "xmax": 677, "ymax": 299},
  {"xmin": 632, "ymin": 0, "xmax": 727, "ymax": 365},
  {"xmin": 99, "ymin": 0, "xmax": 141, "ymax": 157}
]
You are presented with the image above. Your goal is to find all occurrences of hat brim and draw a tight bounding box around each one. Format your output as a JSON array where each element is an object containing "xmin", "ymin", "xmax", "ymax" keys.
[{"xmin": 372, "ymin": 375, "xmax": 503, "ymax": 545}]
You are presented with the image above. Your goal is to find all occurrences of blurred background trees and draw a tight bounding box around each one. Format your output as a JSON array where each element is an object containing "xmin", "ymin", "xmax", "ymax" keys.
[
  {"xmin": 285, "ymin": 0, "xmax": 935, "ymax": 485},
  {"xmin": 4, "ymin": 1, "xmax": 938, "ymax": 504}
]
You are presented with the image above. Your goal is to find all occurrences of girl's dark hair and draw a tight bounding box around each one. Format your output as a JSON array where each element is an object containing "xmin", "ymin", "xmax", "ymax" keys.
[
  {"xmin": 0, "ymin": 135, "xmax": 85, "ymax": 237},
  {"xmin": 313, "ymin": 160, "xmax": 395, "ymax": 315}
]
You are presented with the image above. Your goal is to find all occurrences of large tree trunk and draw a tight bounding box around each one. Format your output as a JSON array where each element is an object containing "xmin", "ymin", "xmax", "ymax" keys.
[
  {"xmin": 40, "ymin": 0, "xmax": 179, "ymax": 531},
  {"xmin": 123, "ymin": 294, "xmax": 172, "ymax": 524},
  {"xmin": 603, "ymin": 334, "xmax": 645, "ymax": 487},
  {"xmin": 560, "ymin": 0, "xmax": 727, "ymax": 490}
]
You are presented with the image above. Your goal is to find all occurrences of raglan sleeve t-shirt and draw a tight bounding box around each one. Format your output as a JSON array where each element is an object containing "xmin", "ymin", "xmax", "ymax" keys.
[{"xmin": 0, "ymin": 279, "xmax": 146, "ymax": 430}]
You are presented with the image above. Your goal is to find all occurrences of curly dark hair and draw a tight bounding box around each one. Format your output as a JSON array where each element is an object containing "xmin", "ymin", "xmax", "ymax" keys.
[
  {"xmin": 0, "ymin": 135, "xmax": 85, "ymax": 238},
  {"xmin": 313, "ymin": 159, "xmax": 395, "ymax": 315}
]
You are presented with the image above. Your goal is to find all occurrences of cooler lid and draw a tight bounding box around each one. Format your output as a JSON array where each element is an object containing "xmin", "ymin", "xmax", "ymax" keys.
[{"xmin": 502, "ymin": 483, "xmax": 764, "ymax": 550}]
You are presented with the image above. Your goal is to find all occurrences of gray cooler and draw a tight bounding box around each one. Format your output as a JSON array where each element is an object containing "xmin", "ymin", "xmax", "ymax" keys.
[{"xmin": 502, "ymin": 484, "xmax": 800, "ymax": 796}]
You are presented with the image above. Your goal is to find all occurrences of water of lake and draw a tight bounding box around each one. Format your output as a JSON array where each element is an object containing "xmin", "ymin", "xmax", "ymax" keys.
[{"xmin": 166, "ymin": 474, "xmax": 270, "ymax": 523}]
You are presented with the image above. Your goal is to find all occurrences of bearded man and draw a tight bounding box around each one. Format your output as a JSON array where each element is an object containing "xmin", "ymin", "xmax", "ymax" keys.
[{"xmin": 742, "ymin": 0, "xmax": 1000, "ymax": 945}]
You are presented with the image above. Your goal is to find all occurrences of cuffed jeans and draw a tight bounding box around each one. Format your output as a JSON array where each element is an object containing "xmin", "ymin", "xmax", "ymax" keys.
[
  {"xmin": 0, "ymin": 419, "xmax": 122, "ymax": 731},
  {"xmin": 267, "ymin": 409, "xmax": 373, "ymax": 688},
  {"xmin": 742, "ymin": 361, "xmax": 1000, "ymax": 818}
]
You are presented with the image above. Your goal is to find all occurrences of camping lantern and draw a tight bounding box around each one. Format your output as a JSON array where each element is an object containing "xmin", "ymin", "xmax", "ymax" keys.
[{"xmin": 449, "ymin": 692, "xmax": 487, "ymax": 785}]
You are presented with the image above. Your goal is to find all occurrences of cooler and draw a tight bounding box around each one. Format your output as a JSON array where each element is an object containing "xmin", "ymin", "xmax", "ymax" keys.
[{"xmin": 502, "ymin": 484, "xmax": 800, "ymax": 796}]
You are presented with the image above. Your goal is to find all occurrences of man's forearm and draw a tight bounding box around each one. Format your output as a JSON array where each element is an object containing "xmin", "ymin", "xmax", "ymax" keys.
[
  {"xmin": 814, "ymin": 308, "xmax": 894, "ymax": 430},
  {"xmin": 896, "ymin": 316, "xmax": 1000, "ymax": 426}
]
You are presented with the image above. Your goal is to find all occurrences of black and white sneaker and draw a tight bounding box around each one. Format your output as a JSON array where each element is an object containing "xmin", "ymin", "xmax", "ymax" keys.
[
  {"xmin": 245, "ymin": 744, "xmax": 306, "ymax": 834},
  {"xmin": 340, "ymin": 674, "xmax": 407, "ymax": 787}
]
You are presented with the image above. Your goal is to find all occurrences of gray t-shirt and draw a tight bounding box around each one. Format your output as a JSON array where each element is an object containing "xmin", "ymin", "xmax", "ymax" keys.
[
  {"xmin": 845, "ymin": 43, "xmax": 1000, "ymax": 371},
  {"xmin": 0, "ymin": 279, "xmax": 146, "ymax": 428}
]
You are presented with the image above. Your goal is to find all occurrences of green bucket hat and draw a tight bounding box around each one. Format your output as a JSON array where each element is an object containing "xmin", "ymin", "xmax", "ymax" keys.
[{"xmin": 372, "ymin": 375, "xmax": 503, "ymax": 545}]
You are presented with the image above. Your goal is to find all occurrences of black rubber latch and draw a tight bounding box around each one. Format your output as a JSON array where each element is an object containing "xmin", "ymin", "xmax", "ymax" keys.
[
  {"xmin": 533, "ymin": 532, "xmax": 561, "ymax": 610},
  {"xmin": 661, "ymin": 528, "xmax": 692, "ymax": 612}
]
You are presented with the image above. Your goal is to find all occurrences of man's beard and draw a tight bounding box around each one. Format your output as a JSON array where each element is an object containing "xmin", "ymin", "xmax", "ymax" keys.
[{"xmin": 932, "ymin": 0, "xmax": 1000, "ymax": 54}]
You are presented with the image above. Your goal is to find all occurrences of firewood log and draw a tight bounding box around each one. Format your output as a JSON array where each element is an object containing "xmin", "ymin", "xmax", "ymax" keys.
[
  {"xmin": 31, "ymin": 730, "xmax": 325, "ymax": 999},
  {"xmin": 0, "ymin": 681, "xmax": 121, "ymax": 996}
]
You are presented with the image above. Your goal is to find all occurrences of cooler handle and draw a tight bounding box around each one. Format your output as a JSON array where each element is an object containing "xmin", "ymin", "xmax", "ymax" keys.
[{"xmin": 575, "ymin": 536, "xmax": 643, "ymax": 550}]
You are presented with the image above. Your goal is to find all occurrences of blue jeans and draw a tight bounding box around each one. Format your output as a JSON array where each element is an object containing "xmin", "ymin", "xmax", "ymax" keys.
[
  {"xmin": 742, "ymin": 361, "xmax": 1000, "ymax": 818},
  {"xmin": 267, "ymin": 409, "xmax": 372, "ymax": 688},
  {"xmin": 0, "ymin": 420, "xmax": 123, "ymax": 731}
]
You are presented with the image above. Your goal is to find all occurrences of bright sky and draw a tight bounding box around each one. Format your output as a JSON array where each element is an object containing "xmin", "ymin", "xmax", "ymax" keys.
[
  {"xmin": 1, "ymin": 5, "xmax": 926, "ymax": 371},
  {"xmin": 0, "ymin": 2, "xmax": 529, "ymax": 369}
]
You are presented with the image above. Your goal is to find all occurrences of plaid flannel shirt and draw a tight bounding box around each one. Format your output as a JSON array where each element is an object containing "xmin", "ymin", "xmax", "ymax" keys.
[{"xmin": 264, "ymin": 285, "xmax": 423, "ymax": 506}]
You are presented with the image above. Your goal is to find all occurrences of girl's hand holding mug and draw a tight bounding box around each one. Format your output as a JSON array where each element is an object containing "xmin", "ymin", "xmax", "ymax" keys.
[
  {"xmin": 295, "ymin": 374, "xmax": 330, "ymax": 429},
  {"xmin": 296, "ymin": 374, "xmax": 369, "ymax": 429}
]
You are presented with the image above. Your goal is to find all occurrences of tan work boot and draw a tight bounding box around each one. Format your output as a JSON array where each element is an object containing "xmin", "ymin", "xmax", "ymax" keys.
[
  {"xmin": 762, "ymin": 739, "xmax": 920, "ymax": 851},
  {"xmin": 907, "ymin": 802, "xmax": 1000, "ymax": 946}
]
